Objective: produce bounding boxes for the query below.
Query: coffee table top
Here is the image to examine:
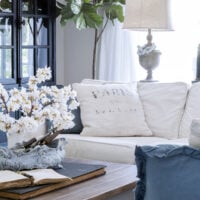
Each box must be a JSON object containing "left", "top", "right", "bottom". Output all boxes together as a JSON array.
[{"left": 33, "top": 158, "right": 138, "bottom": 200}]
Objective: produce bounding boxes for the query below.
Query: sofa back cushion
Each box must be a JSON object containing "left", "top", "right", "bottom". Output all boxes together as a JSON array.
[
  {"left": 138, "top": 82, "right": 188, "bottom": 139},
  {"left": 73, "top": 83, "right": 152, "bottom": 137},
  {"left": 179, "top": 82, "right": 200, "bottom": 138}
]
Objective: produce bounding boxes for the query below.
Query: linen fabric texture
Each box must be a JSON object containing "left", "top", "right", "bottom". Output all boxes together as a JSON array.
[
  {"left": 64, "top": 134, "right": 188, "bottom": 164},
  {"left": 81, "top": 79, "right": 127, "bottom": 84},
  {"left": 179, "top": 82, "right": 200, "bottom": 138},
  {"left": 188, "top": 118, "right": 200, "bottom": 148},
  {"left": 137, "top": 82, "right": 188, "bottom": 139},
  {"left": 73, "top": 83, "right": 152, "bottom": 137},
  {"left": 135, "top": 145, "right": 200, "bottom": 200}
]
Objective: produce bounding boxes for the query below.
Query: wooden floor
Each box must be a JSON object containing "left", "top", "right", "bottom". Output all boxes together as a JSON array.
[{"left": 32, "top": 158, "right": 138, "bottom": 200}]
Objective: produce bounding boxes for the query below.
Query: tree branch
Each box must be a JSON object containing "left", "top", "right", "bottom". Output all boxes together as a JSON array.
[
  {"left": 0, "top": 94, "right": 9, "bottom": 114},
  {"left": 96, "top": 18, "right": 109, "bottom": 43},
  {"left": 92, "top": 29, "right": 98, "bottom": 79},
  {"left": 92, "top": 18, "right": 109, "bottom": 79}
]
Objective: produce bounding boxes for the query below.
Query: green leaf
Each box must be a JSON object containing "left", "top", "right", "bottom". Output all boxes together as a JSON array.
[
  {"left": 60, "top": 16, "right": 68, "bottom": 26},
  {"left": 57, "top": 0, "right": 124, "bottom": 28},
  {"left": 105, "top": 4, "right": 124, "bottom": 22},
  {"left": 112, "top": 0, "right": 125, "bottom": 4},
  {"left": 120, "top": 0, "right": 125, "bottom": 5},
  {"left": 0, "top": 0, "right": 11, "bottom": 10},
  {"left": 83, "top": 0, "right": 91, "bottom": 3},
  {"left": 59, "top": 3, "right": 75, "bottom": 25},
  {"left": 75, "top": 13, "right": 87, "bottom": 29},
  {"left": 95, "top": 0, "right": 103, "bottom": 7},
  {"left": 84, "top": 12, "right": 103, "bottom": 28},
  {"left": 56, "top": 1, "right": 65, "bottom": 9},
  {"left": 61, "top": 4, "right": 75, "bottom": 18},
  {"left": 82, "top": 4, "right": 103, "bottom": 28},
  {"left": 56, "top": 6, "right": 61, "bottom": 18},
  {"left": 71, "top": 0, "right": 82, "bottom": 14}
]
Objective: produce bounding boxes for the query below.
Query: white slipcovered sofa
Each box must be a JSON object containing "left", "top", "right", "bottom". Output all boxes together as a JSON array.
[{"left": 60, "top": 80, "right": 200, "bottom": 164}]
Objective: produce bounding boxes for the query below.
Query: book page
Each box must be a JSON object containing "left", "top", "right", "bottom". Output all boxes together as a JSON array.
[
  {"left": 0, "top": 170, "right": 28, "bottom": 183},
  {"left": 21, "top": 169, "right": 72, "bottom": 185},
  {"left": 0, "top": 170, "right": 31, "bottom": 190}
]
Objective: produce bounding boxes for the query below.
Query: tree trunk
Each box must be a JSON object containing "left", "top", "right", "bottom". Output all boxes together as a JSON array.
[
  {"left": 92, "top": 29, "right": 98, "bottom": 79},
  {"left": 92, "top": 19, "right": 109, "bottom": 79}
]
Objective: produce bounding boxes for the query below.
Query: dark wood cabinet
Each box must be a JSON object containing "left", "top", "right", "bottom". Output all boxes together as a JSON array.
[{"left": 0, "top": 0, "right": 56, "bottom": 88}]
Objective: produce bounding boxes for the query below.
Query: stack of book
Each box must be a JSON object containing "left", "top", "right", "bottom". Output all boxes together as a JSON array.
[{"left": 0, "top": 161, "right": 106, "bottom": 200}]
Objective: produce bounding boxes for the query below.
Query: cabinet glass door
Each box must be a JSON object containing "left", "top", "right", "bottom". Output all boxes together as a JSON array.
[
  {"left": 0, "top": 0, "right": 16, "bottom": 85},
  {"left": 21, "top": 0, "right": 53, "bottom": 81},
  {"left": 0, "top": 0, "right": 55, "bottom": 87}
]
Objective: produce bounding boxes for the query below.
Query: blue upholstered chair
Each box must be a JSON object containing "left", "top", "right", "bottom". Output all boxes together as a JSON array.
[{"left": 135, "top": 145, "right": 200, "bottom": 200}]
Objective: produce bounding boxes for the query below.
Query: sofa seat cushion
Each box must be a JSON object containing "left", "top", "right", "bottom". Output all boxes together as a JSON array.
[{"left": 60, "top": 134, "right": 188, "bottom": 164}]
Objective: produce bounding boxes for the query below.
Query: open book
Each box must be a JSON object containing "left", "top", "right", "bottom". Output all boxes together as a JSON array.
[
  {"left": 0, "top": 168, "right": 71, "bottom": 190},
  {"left": 0, "top": 171, "right": 31, "bottom": 190},
  {"left": 0, "top": 161, "right": 106, "bottom": 200}
]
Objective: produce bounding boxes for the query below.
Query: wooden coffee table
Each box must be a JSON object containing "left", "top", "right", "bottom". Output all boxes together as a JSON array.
[{"left": 33, "top": 158, "right": 138, "bottom": 200}]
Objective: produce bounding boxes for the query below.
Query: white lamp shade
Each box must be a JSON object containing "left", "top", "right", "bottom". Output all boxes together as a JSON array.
[{"left": 123, "top": 0, "right": 173, "bottom": 31}]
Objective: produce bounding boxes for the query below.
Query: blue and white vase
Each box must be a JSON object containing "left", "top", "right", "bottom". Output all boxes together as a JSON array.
[{"left": 7, "top": 122, "right": 47, "bottom": 148}]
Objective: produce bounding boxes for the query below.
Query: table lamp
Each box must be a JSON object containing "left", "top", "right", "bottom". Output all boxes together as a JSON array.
[{"left": 123, "top": 0, "right": 173, "bottom": 81}]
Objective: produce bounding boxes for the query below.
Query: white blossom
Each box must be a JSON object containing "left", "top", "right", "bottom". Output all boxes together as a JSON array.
[
  {"left": 53, "top": 111, "right": 75, "bottom": 131},
  {"left": 36, "top": 66, "right": 52, "bottom": 83},
  {"left": 0, "top": 83, "right": 9, "bottom": 103},
  {"left": 28, "top": 76, "right": 38, "bottom": 90},
  {"left": 7, "top": 117, "right": 38, "bottom": 135},
  {"left": 0, "top": 67, "right": 78, "bottom": 137},
  {"left": 0, "top": 113, "right": 15, "bottom": 132},
  {"left": 69, "top": 99, "right": 79, "bottom": 110},
  {"left": 7, "top": 96, "right": 21, "bottom": 112}
]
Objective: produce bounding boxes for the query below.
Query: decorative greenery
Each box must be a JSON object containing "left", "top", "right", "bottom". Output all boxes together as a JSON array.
[
  {"left": 0, "top": 0, "right": 11, "bottom": 12},
  {"left": 56, "top": 0, "right": 125, "bottom": 78}
]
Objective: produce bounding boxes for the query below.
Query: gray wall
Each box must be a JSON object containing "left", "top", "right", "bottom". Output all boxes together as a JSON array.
[{"left": 56, "top": 19, "right": 94, "bottom": 85}]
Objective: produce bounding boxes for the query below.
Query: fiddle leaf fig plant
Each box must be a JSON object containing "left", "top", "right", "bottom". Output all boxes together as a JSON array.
[{"left": 57, "top": 0, "right": 125, "bottom": 78}]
